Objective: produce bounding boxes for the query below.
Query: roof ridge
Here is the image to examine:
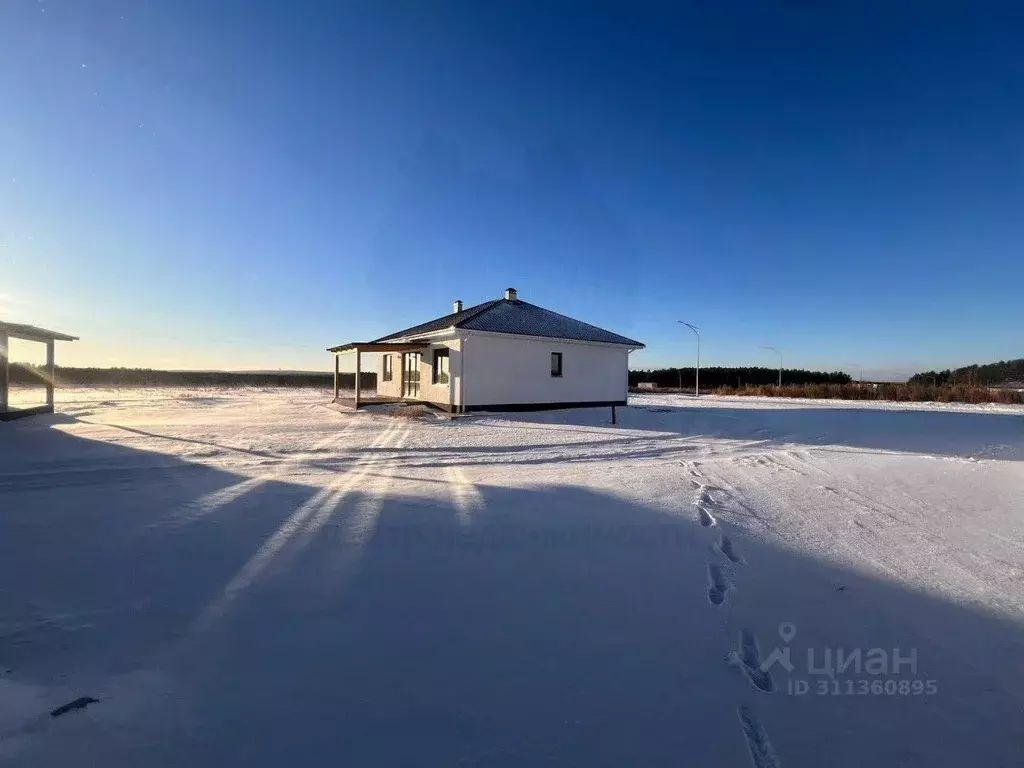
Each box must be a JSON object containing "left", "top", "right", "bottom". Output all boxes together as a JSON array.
[
  {"left": 507, "top": 300, "right": 642, "bottom": 344},
  {"left": 457, "top": 298, "right": 643, "bottom": 347},
  {"left": 362, "top": 295, "right": 643, "bottom": 348},
  {"left": 451, "top": 298, "right": 506, "bottom": 329},
  {"left": 515, "top": 299, "right": 609, "bottom": 331},
  {"left": 369, "top": 298, "right": 501, "bottom": 343}
]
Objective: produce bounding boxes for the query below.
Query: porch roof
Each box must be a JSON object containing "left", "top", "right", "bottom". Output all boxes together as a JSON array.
[
  {"left": 327, "top": 341, "right": 429, "bottom": 354},
  {"left": 0, "top": 321, "right": 79, "bottom": 343}
]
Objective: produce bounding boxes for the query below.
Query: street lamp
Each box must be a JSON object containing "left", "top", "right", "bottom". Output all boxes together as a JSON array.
[
  {"left": 761, "top": 346, "right": 782, "bottom": 387},
  {"left": 678, "top": 321, "right": 700, "bottom": 397}
]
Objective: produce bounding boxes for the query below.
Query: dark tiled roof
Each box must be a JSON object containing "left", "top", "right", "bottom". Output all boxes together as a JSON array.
[
  {"left": 371, "top": 300, "right": 502, "bottom": 342},
  {"left": 371, "top": 299, "right": 644, "bottom": 347}
]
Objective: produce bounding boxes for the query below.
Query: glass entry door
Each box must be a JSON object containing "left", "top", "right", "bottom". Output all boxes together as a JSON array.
[{"left": 402, "top": 352, "right": 421, "bottom": 398}]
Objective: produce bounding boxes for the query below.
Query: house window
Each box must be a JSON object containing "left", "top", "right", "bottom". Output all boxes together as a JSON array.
[
  {"left": 382, "top": 354, "right": 393, "bottom": 382},
  {"left": 433, "top": 349, "right": 450, "bottom": 385},
  {"left": 551, "top": 352, "right": 563, "bottom": 377}
]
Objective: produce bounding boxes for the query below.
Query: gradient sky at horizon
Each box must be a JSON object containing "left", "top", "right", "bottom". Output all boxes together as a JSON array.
[{"left": 2, "top": 1, "right": 1022, "bottom": 379}]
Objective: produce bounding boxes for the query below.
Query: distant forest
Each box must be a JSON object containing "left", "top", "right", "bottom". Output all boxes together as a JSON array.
[
  {"left": 8, "top": 364, "right": 375, "bottom": 390},
  {"left": 9, "top": 361, "right": 1020, "bottom": 393},
  {"left": 7, "top": 363, "right": 855, "bottom": 391},
  {"left": 630, "top": 366, "right": 851, "bottom": 389},
  {"left": 908, "top": 358, "right": 1024, "bottom": 387}
]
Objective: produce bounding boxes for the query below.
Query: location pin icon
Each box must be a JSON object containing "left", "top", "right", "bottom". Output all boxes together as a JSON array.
[{"left": 778, "top": 622, "right": 797, "bottom": 643}]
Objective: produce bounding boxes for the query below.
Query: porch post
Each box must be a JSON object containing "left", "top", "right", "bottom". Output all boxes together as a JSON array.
[
  {"left": 0, "top": 333, "right": 8, "bottom": 416},
  {"left": 45, "top": 339, "right": 55, "bottom": 407},
  {"left": 354, "top": 349, "right": 361, "bottom": 409},
  {"left": 333, "top": 353, "right": 339, "bottom": 401}
]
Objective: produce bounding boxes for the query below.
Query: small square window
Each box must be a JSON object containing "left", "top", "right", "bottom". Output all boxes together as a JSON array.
[
  {"left": 382, "top": 355, "right": 393, "bottom": 382},
  {"left": 433, "top": 349, "right": 450, "bottom": 385},
  {"left": 550, "top": 352, "right": 563, "bottom": 377}
]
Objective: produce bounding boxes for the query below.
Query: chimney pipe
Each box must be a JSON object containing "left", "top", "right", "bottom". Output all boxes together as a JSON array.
[
  {"left": 504, "top": 287, "right": 517, "bottom": 301},
  {"left": 453, "top": 299, "right": 463, "bottom": 313}
]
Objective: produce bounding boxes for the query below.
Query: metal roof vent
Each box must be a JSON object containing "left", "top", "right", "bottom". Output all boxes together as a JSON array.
[{"left": 504, "top": 287, "right": 518, "bottom": 301}]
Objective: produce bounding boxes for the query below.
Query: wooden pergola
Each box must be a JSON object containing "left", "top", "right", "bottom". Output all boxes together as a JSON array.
[
  {"left": 326, "top": 341, "right": 427, "bottom": 409},
  {"left": 0, "top": 321, "right": 79, "bottom": 421}
]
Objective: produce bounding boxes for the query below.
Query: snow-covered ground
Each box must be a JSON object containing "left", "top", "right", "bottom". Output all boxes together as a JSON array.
[{"left": 2, "top": 388, "right": 1023, "bottom": 766}]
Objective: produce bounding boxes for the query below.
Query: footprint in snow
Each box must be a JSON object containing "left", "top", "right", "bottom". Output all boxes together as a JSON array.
[
  {"left": 729, "top": 629, "right": 774, "bottom": 693},
  {"left": 717, "top": 534, "right": 743, "bottom": 564},
  {"left": 707, "top": 564, "right": 732, "bottom": 606},
  {"left": 737, "top": 705, "right": 781, "bottom": 768}
]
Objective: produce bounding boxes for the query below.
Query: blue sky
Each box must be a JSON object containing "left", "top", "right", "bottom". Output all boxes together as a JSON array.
[{"left": 2, "top": 1, "right": 1021, "bottom": 378}]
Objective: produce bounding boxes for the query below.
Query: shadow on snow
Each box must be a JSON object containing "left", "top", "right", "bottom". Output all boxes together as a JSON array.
[
  {"left": 1, "top": 414, "right": 1023, "bottom": 766},
  {"left": 460, "top": 399, "right": 1024, "bottom": 461}
]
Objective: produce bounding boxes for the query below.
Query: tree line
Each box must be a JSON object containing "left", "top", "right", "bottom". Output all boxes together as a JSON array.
[
  {"left": 9, "top": 363, "right": 853, "bottom": 390},
  {"left": 629, "top": 366, "right": 851, "bottom": 389},
  {"left": 7, "top": 364, "right": 376, "bottom": 390},
  {"left": 908, "top": 358, "right": 1024, "bottom": 387}
]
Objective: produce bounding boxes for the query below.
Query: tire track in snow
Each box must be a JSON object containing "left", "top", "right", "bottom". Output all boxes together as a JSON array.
[
  {"left": 162, "top": 425, "right": 356, "bottom": 528},
  {"left": 754, "top": 450, "right": 997, "bottom": 598},
  {"left": 713, "top": 447, "right": 901, "bottom": 578},
  {"left": 772, "top": 452, "right": 1017, "bottom": 602},
  {"left": 289, "top": 422, "right": 410, "bottom": 557},
  {"left": 772, "top": 448, "right": 919, "bottom": 530},
  {"left": 446, "top": 465, "right": 484, "bottom": 527},
  {"left": 315, "top": 423, "right": 413, "bottom": 585},
  {"left": 189, "top": 421, "right": 403, "bottom": 635}
]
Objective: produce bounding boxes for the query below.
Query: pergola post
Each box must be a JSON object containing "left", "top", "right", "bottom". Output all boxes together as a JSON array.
[
  {"left": 0, "top": 332, "right": 8, "bottom": 416},
  {"left": 354, "top": 349, "right": 361, "bottom": 409},
  {"left": 333, "top": 353, "right": 340, "bottom": 401},
  {"left": 0, "top": 323, "right": 77, "bottom": 421},
  {"left": 45, "top": 339, "right": 55, "bottom": 407}
]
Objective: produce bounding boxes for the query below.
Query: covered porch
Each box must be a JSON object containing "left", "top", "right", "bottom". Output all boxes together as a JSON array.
[
  {"left": 1, "top": 321, "right": 79, "bottom": 422},
  {"left": 327, "top": 341, "right": 429, "bottom": 410}
]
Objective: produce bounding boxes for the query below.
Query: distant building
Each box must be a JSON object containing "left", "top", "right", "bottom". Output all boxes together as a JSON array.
[
  {"left": 637, "top": 382, "right": 657, "bottom": 390},
  {"left": 328, "top": 288, "right": 644, "bottom": 412}
]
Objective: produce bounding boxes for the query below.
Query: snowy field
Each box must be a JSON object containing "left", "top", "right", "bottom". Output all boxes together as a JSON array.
[{"left": 2, "top": 388, "right": 1023, "bottom": 766}]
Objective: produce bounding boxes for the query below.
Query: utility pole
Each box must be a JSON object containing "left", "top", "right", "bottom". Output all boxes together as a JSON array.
[
  {"left": 761, "top": 346, "right": 783, "bottom": 387},
  {"left": 678, "top": 321, "right": 700, "bottom": 397}
]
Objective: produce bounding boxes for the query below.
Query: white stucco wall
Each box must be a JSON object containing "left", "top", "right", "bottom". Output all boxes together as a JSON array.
[
  {"left": 376, "top": 352, "right": 402, "bottom": 398},
  {"left": 375, "top": 336, "right": 461, "bottom": 409},
  {"left": 461, "top": 333, "right": 631, "bottom": 407},
  {"left": 418, "top": 338, "right": 461, "bottom": 409}
]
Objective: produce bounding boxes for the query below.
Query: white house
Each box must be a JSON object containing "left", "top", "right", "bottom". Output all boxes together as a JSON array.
[{"left": 328, "top": 288, "right": 644, "bottom": 413}]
